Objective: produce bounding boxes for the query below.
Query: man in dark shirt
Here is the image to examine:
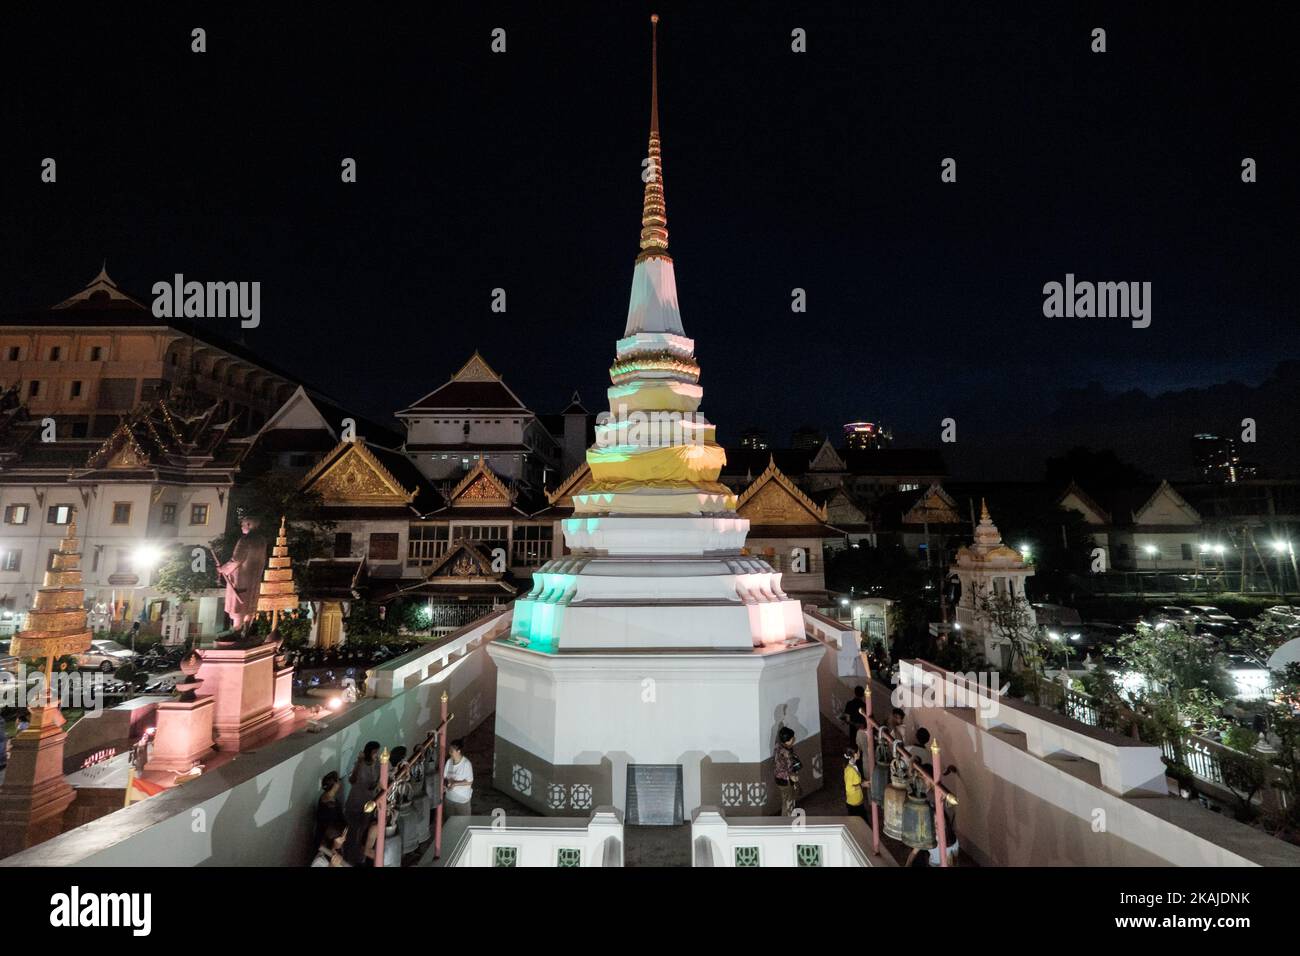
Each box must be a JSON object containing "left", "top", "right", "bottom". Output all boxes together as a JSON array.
[{"left": 842, "top": 685, "right": 867, "bottom": 741}]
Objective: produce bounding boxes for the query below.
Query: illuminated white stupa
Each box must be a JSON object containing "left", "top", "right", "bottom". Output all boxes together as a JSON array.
[{"left": 487, "top": 16, "right": 823, "bottom": 820}]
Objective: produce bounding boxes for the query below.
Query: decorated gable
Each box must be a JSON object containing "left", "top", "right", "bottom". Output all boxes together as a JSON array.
[
  {"left": 449, "top": 460, "right": 514, "bottom": 508},
  {"left": 736, "top": 458, "right": 828, "bottom": 525},
  {"left": 1134, "top": 480, "right": 1201, "bottom": 526},
  {"left": 301, "top": 441, "right": 415, "bottom": 506},
  {"left": 902, "top": 484, "right": 961, "bottom": 525}
]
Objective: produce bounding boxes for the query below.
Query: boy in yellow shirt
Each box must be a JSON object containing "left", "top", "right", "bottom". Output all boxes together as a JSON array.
[{"left": 843, "top": 745, "right": 867, "bottom": 821}]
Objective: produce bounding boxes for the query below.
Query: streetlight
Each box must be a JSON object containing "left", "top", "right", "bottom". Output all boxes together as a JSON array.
[
  {"left": 131, "top": 544, "right": 163, "bottom": 652},
  {"left": 1272, "top": 540, "right": 1296, "bottom": 595},
  {"left": 1020, "top": 543, "right": 1032, "bottom": 561}
]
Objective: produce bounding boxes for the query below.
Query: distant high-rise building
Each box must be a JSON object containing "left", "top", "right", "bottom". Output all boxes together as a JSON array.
[
  {"left": 843, "top": 421, "right": 893, "bottom": 450},
  {"left": 1191, "top": 433, "right": 1257, "bottom": 483},
  {"left": 791, "top": 425, "right": 824, "bottom": 450},
  {"left": 739, "top": 426, "right": 769, "bottom": 450}
]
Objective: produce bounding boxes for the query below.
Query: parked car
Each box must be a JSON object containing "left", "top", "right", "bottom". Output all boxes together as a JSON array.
[
  {"left": 77, "top": 639, "right": 137, "bottom": 673},
  {"left": 1031, "top": 603, "right": 1082, "bottom": 627},
  {"left": 1074, "top": 622, "right": 1125, "bottom": 647},
  {"left": 1153, "top": 605, "right": 1196, "bottom": 622},
  {"left": 1264, "top": 606, "right": 1300, "bottom": 626},
  {"left": 1187, "top": 605, "right": 1235, "bottom": 624}
]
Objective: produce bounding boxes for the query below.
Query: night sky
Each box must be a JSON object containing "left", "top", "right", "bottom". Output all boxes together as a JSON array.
[{"left": 2, "top": 2, "right": 1296, "bottom": 479}]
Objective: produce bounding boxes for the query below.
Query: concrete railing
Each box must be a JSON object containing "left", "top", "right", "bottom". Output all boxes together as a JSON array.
[
  {"left": 881, "top": 662, "right": 1300, "bottom": 866},
  {"left": 435, "top": 808, "right": 623, "bottom": 868},
  {"left": 898, "top": 659, "right": 1167, "bottom": 796},
  {"left": 690, "top": 806, "right": 889, "bottom": 867},
  {"left": 368, "top": 605, "right": 512, "bottom": 699}
]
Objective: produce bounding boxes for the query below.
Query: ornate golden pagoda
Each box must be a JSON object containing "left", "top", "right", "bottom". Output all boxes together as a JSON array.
[
  {"left": 10, "top": 518, "right": 93, "bottom": 714},
  {"left": 256, "top": 516, "right": 298, "bottom": 630},
  {"left": 0, "top": 518, "right": 91, "bottom": 856}
]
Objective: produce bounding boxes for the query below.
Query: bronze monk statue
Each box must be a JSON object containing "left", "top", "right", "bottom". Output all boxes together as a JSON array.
[{"left": 218, "top": 514, "right": 268, "bottom": 635}]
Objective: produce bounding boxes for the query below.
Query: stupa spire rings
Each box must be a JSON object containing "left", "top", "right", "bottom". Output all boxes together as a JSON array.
[{"left": 639, "top": 14, "right": 669, "bottom": 259}]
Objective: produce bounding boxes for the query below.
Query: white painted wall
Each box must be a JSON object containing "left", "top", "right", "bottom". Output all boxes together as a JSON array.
[{"left": 489, "top": 642, "right": 823, "bottom": 813}]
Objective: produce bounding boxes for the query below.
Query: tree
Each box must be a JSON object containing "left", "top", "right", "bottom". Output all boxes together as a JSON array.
[
  {"left": 154, "top": 542, "right": 219, "bottom": 605},
  {"left": 976, "top": 590, "right": 1055, "bottom": 703},
  {"left": 343, "top": 601, "right": 399, "bottom": 645},
  {"left": 1115, "top": 622, "right": 1233, "bottom": 728},
  {"left": 211, "top": 472, "right": 335, "bottom": 594}
]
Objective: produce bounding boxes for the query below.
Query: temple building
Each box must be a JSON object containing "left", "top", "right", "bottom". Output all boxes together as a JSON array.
[
  {"left": 951, "top": 501, "right": 1036, "bottom": 669},
  {"left": 0, "top": 392, "right": 250, "bottom": 636},
  {"left": 487, "top": 17, "right": 824, "bottom": 819},
  {"left": 0, "top": 266, "right": 302, "bottom": 438},
  {"left": 397, "top": 353, "right": 565, "bottom": 490}
]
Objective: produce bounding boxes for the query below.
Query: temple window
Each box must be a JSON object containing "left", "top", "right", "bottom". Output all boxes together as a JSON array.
[
  {"left": 511, "top": 525, "right": 554, "bottom": 566},
  {"left": 334, "top": 532, "right": 353, "bottom": 558},
  {"left": 190, "top": 504, "right": 209, "bottom": 525},
  {"left": 111, "top": 502, "right": 132, "bottom": 525},
  {"left": 407, "top": 525, "right": 449, "bottom": 567},
  {"left": 368, "top": 533, "right": 399, "bottom": 560}
]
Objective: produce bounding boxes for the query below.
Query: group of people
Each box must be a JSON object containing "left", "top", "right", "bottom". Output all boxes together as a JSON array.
[
  {"left": 771, "top": 686, "right": 960, "bottom": 867},
  {"left": 310, "top": 736, "right": 476, "bottom": 867}
]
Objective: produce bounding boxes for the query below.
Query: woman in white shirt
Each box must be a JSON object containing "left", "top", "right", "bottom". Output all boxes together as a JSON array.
[{"left": 442, "top": 739, "right": 474, "bottom": 816}]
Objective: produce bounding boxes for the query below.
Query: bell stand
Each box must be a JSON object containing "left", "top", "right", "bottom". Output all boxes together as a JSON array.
[
  {"left": 368, "top": 690, "right": 454, "bottom": 867},
  {"left": 857, "top": 649, "right": 958, "bottom": 866}
]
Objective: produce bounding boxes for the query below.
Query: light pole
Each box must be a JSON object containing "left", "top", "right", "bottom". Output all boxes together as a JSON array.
[
  {"left": 131, "top": 543, "right": 162, "bottom": 652},
  {"left": 1273, "top": 540, "right": 1296, "bottom": 596}
]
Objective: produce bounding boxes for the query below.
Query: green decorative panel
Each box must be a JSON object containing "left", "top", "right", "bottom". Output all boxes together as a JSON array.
[
  {"left": 796, "top": 844, "right": 822, "bottom": 868},
  {"left": 492, "top": 846, "right": 519, "bottom": 868},
  {"left": 734, "top": 846, "right": 760, "bottom": 867},
  {"left": 556, "top": 847, "right": 582, "bottom": 868}
]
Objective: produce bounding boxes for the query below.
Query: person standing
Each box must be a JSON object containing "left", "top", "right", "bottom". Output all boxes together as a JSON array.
[
  {"left": 343, "top": 741, "right": 382, "bottom": 865},
  {"left": 843, "top": 745, "right": 867, "bottom": 821},
  {"left": 773, "top": 727, "right": 800, "bottom": 817},
  {"left": 442, "top": 739, "right": 474, "bottom": 816},
  {"left": 315, "top": 771, "right": 346, "bottom": 851},
  {"left": 841, "top": 686, "right": 867, "bottom": 742}
]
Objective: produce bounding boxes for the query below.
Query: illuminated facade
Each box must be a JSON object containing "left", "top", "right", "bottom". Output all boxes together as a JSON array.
[{"left": 486, "top": 17, "right": 824, "bottom": 819}]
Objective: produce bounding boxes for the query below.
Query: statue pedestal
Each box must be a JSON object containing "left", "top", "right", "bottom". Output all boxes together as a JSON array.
[
  {"left": 273, "top": 662, "right": 294, "bottom": 713},
  {"left": 145, "top": 697, "right": 216, "bottom": 774},
  {"left": 196, "top": 643, "right": 282, "bottom": 751},
  {"left": 0, "top": 708, "right": 77, "bottom": 858}
]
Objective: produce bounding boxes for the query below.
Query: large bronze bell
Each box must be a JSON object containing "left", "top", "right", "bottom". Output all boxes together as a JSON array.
[
  {"left": 881, "top": 749, "right": 910, "bottom": 840},
  {"left": 870, "top": 731, "right": 891, "bottom": 805},
  {"left": 901, "top": 775, "right": 937, "bottom": 850}
]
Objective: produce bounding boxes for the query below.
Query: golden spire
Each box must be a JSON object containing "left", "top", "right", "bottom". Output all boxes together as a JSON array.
[
  {"left": 638, "top": 14, "right": 669, "bottom": 259},
  {"left": 257, "top": 515, "right": 299, "bottom": 631}
]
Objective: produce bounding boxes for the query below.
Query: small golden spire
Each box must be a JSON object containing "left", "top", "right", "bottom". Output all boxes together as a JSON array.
[{"left": 638, "top": 14, "right": 669, "bottom": 258}]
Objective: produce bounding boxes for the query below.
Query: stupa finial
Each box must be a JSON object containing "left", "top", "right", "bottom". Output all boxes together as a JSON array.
[{"left": 638, "top": 14, "right": 669, "bottom": 257}]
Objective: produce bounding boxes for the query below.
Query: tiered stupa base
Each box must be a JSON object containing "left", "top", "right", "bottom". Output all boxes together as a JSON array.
[
  {"left": 0, "top": 710, "right": 78, "bottom": 857},
  {"left": 487, "top": 640, "right": 824, "bottom": 817}
]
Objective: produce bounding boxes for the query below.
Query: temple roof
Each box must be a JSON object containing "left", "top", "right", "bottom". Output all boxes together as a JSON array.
[
  {"left": 397, "top": 352, "right": 528, "bottom": 414},
  {"left": 51, "top": 263, "right": 146, "bottom": 311}
]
